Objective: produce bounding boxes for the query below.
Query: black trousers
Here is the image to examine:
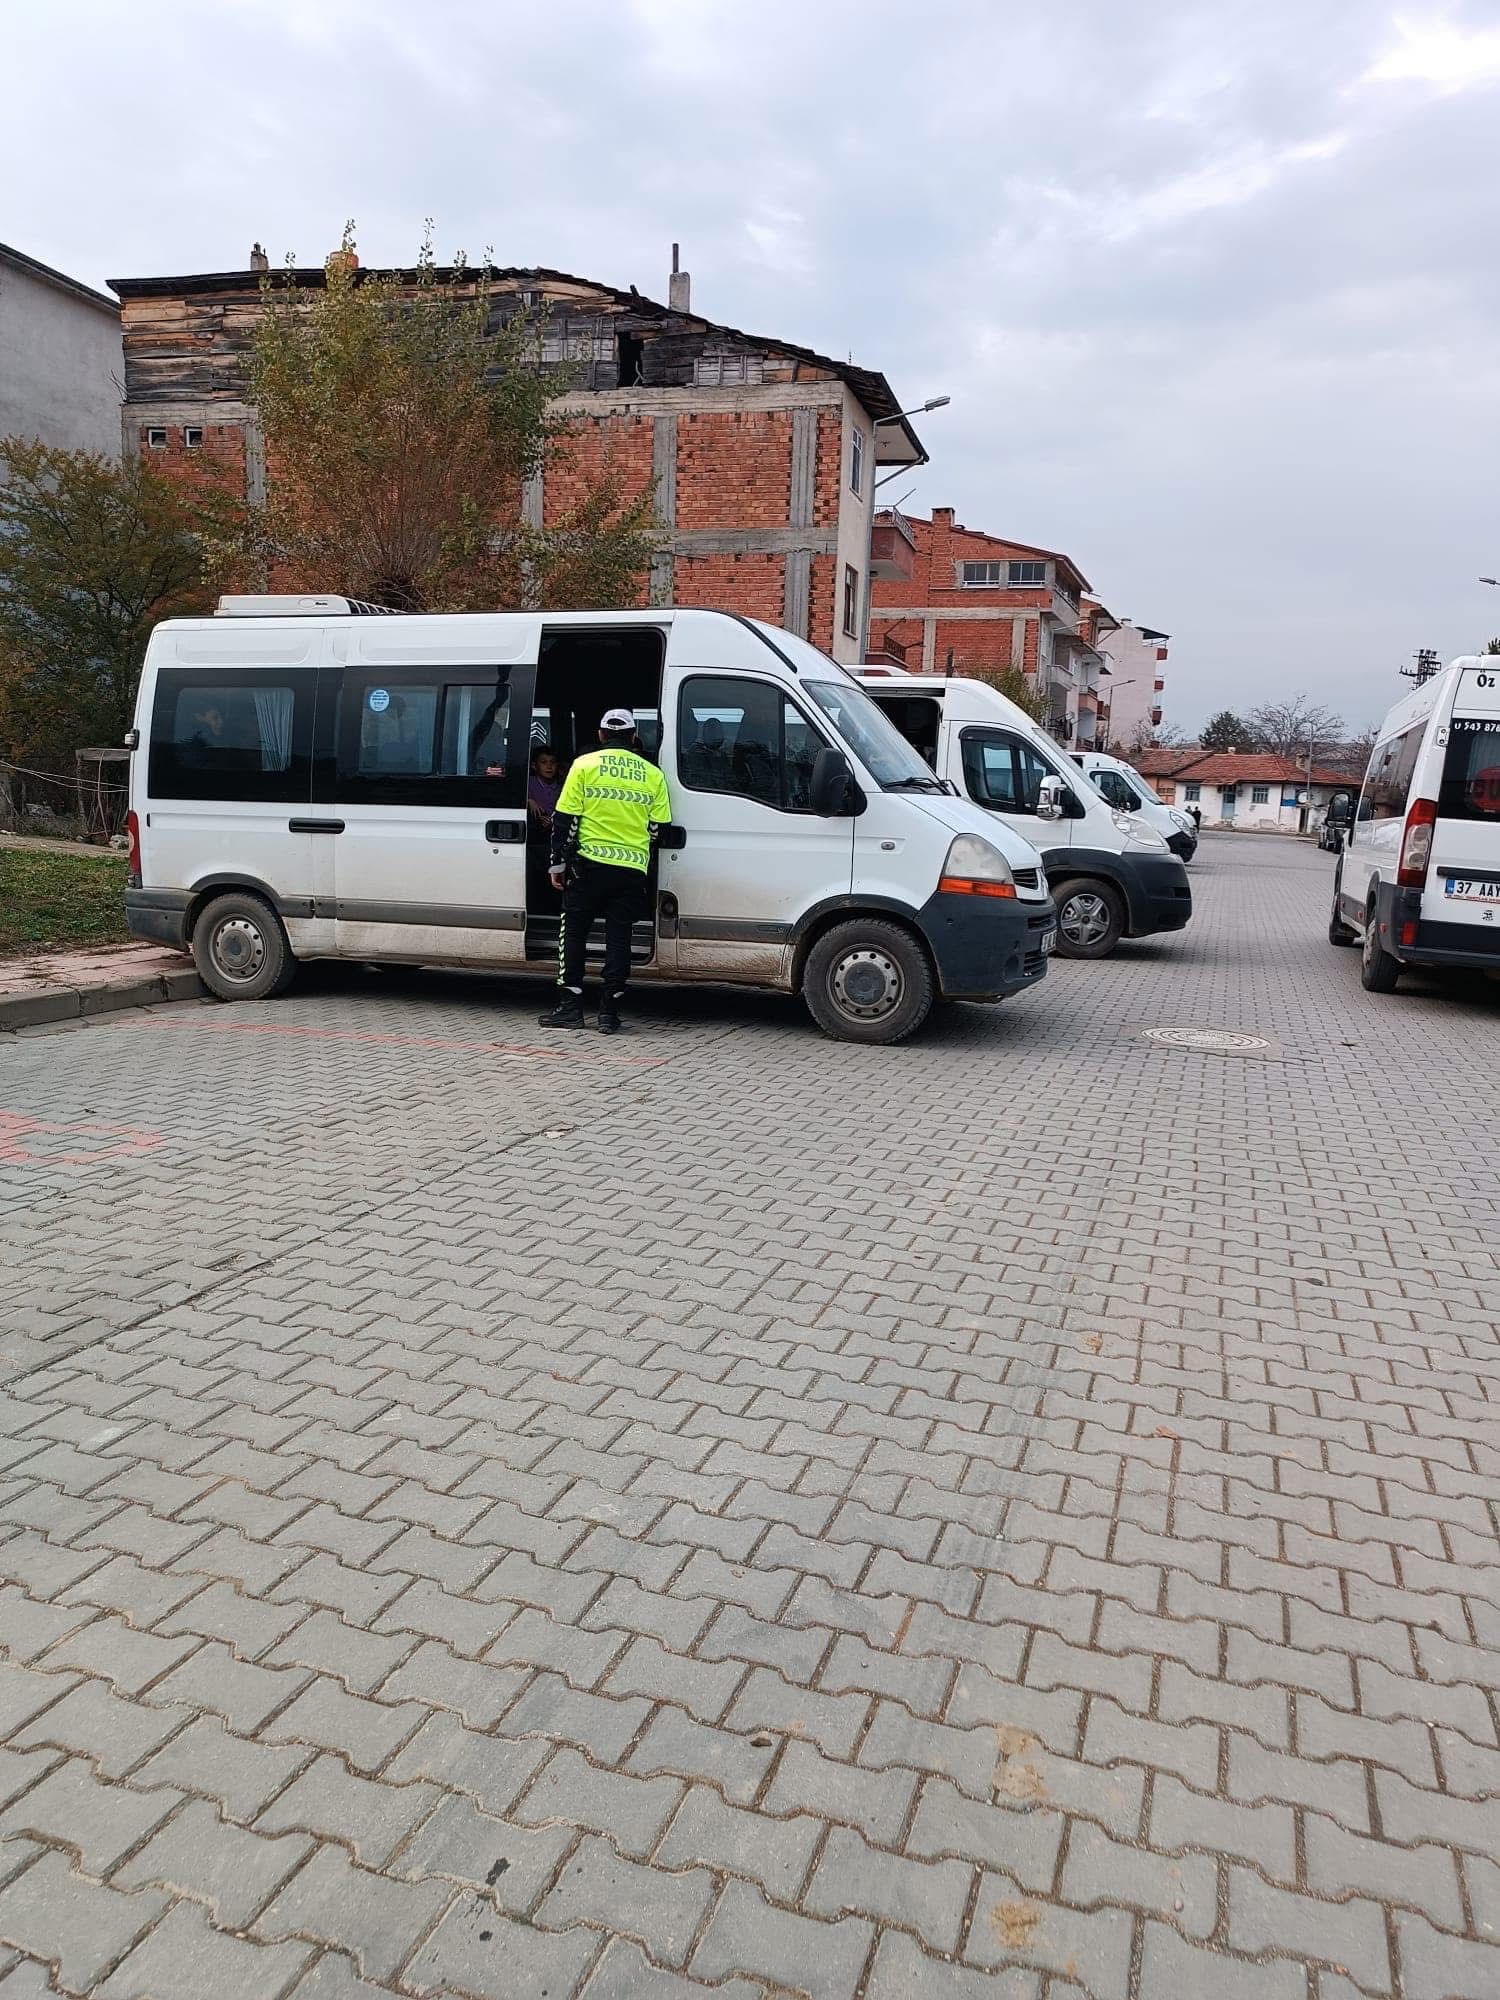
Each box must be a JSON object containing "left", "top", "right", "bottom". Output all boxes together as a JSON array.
[{"left": 558, "top": 857, "right": 643, "bottom": 995}]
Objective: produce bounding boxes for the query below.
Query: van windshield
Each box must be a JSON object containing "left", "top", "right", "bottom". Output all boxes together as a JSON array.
[
  {"left": 805, "top": 681, "right": 943, "bottom": 791},
  {"left": 1440, "top": 717, "right": 1500, "bottom": 822}
]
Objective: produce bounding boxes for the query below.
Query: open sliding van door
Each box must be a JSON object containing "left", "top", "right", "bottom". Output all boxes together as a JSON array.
[{"left": 323, "top": 616, "right": 539, "bottom": 964}]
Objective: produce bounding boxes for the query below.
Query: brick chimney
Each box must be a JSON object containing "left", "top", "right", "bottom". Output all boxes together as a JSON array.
[
  {"left": 249, "top": 243, "right": 269, "bottom": 273},
  {"left": 932, "top": 507, "right": 955, "bottom": 529},
  {"left": 668, "top": 242, "right": 691, "bottom": 314}
]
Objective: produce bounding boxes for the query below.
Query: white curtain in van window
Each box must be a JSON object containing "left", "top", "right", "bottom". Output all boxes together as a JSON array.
[{"left": 254, "top": 688, "right": 294, "bottom": 771}]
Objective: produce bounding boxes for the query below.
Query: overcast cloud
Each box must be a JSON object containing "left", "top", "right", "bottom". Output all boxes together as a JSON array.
[{"left": 7, "top": 0, "right": 1500, "bottom": 730}]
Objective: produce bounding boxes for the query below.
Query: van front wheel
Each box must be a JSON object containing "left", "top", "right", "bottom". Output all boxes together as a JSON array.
[
  {"left": 1054, "top": 878, "right": 1124, "bottom": 958},
  {"left": 192, "top": 892, "right": 295, "bottom": 1002},
  {"left": 801, "top": 919, "right": 934, "bottom": 1045}
]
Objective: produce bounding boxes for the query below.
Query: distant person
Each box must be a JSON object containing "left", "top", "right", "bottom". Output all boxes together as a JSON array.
[
  {"left": 1188, "top": 803, "right": 1202, "bottom": 833},
  {"left": 538, "top": 709, "right": 671, "bottom": 1035},
  {"left": 528, "top": 745, "right": 563, "bottom": 831}
]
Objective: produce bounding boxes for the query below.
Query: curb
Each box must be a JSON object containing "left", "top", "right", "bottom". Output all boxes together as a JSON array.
[{"left": 0, "top": 964, "right": 205, "bottom": 1034}]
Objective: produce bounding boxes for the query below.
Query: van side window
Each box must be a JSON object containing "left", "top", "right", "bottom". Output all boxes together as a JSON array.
[
  {"left": 872, "top": 695, "right": 942, "bottom": 770},
  {"left": 338, "top": 672, "right": 521, "bottom": 806},
  {"left": 677, "top": 676, "right": 825, "bottom": 812},
  {"left": 961, "top": 730, "right": 1053, "bottom": 814},
  {"left": 149, "top": 670, "right": 313, "bottom": 802},
  {"left": 1356, "top": 723, "right": 1423, "bottom": 822}
]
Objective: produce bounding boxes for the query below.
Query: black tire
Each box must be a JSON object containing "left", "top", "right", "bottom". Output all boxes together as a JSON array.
[
  {"left": 1053, "top": 877, "right": 1125, "bottom": 959},
  {"left": 801, "top": 918, "right": 935, "bottom": 1045},
  {"left": 191, "top": 891, "right": 295, "bottom": 1002},
  {"left": 1360, "top": 894, "right": 1401, "bottom": 992},
  {"left": 1329, "top": 869, "right": 1357, "bottom": 946}
]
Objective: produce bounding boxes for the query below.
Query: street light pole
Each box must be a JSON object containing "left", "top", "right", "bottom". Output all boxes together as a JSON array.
[{"left": 861, "top": 395, "right": 950, "bottom": 667}]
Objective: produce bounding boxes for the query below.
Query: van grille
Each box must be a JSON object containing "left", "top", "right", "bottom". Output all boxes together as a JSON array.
[{"left": 1014, "top": 868, "right": 1040, "bottom": 890}]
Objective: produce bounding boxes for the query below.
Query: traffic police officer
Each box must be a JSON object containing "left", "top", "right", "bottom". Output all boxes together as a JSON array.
[{"left": 538, "top": 708, "right": 672, "bottom": 1034}]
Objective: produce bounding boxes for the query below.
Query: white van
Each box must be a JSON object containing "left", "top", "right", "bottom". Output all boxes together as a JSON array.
[
  {"left": 1331, "top": 655, "right": 1500, "bottom": 991},
  {"left": 1070, "top": 750, "right": 1197, "bottom": 863},
  {"left": 124, "top": 600, "right": 1057, "bottom": 1044},
  {"left": 857, "top": 671, "right": 1192, "bottom": 957}
]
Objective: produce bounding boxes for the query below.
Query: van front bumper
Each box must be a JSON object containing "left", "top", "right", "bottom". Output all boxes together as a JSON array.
[
  {"left": 125, "top": 889, "right": 190, "bottom": 950},
  {"left": 1124, "top": 855, "right": 1193, "bottom": 937},
  {"left": 917, "top": 891, "right": 1056, "bottom": 1001},
  {"left": 1167, "top": 830, "right": 1197, "bottom": 863}
]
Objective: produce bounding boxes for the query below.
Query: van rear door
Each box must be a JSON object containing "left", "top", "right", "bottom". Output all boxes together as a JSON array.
[
  {"left": 143, "top": 629, "right": 322, "bottom": 921},
  {"left": 326, "top": 620, "right": 538, "bottom": 965},
  {"left": 1427, "top": 666, "right": 1500, "bottom": 939}
]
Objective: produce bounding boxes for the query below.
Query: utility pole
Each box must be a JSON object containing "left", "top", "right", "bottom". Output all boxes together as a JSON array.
[{"left": 1303, "top": 720, "right": 1315, "bottom": 835}]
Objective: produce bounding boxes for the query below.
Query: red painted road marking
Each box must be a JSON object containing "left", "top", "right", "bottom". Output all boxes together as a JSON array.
[
  {"left": 0, "top": 1110, "right": 164, "bottom": 1166},
  {"left": 117, "top": 1018, "right": 666, "bottom": 1067}
]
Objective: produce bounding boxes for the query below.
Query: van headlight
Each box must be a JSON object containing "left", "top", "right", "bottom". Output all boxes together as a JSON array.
[{"left": 939, "top": 834, "right": 1016, "bottom": 898}]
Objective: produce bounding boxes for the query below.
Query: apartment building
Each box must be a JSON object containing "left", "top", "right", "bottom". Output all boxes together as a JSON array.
[{"left": 867, "top": 508, "right": 1101, "bottom": 741}]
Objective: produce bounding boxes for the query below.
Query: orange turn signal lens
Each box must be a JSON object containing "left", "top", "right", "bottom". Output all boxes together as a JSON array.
[{"left": 938, "top": 875, "right": 1017, "bottom": 898}]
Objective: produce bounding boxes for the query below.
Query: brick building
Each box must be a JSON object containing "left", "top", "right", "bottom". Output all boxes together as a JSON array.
[
  {"left": 867, "top": 508, "right": 1103, "bottom": 742},
  {"left": 107, "top": 250, "right": 926, "bottom": 660}
]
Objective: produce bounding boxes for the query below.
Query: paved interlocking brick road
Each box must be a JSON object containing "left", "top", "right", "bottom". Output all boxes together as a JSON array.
[{"left": 1, "top": 832, "right": 1497, "bottom": 1999}]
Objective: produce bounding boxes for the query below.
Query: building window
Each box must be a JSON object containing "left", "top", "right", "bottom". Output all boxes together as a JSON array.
[
  {"left": 1184, "top": 782, "right": 1200, "bottom": 801},
  {"left": 1158, "top": 783, "right": 1175, "bottom": 803},
  {"left": 145, "top": 428, "right": 166, "bottom": 449},
  {"left": 1009, "top": 560, "right": 1047, "bottom": 586},
  {"left": 183, "top": 426, "right": 203, "bottom": 449},
  {"left": 850, "top": 427, "right": 864, "bottom": 497},
  {"left": 961, "top": 562, "right": 1004, "bottom": 588},
  {"left": 842, "top": 563, "right": 859, "bottom": 639},
  {"left": 1251, "top": 783, "right": 1270, "bottom": 804}
]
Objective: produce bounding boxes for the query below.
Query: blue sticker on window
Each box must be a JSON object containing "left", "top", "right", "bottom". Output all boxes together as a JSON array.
[{"left": 368, "top": 688, "right": 390, "bottom": 714}]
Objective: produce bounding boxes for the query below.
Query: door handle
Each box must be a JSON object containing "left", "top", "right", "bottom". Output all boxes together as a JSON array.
[
  {"left": 289, "top": 818, "right": 344, "bottom": 834},
  {"left": 485, "top": 820, "right": 526, "bottom": 843}
]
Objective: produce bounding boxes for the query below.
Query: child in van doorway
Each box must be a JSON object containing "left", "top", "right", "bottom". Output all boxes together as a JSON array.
[{"left": 528, "top": 745, "right": 563, "bottom": 829}]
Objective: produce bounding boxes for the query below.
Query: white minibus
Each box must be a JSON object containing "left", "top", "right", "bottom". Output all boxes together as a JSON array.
[
  {"left": 1070, "top": 750, "right": 1197, "bottom": 862},
  {"left": 125, "top": 601, "right": 1057, "bottom": 1044},
  {"left": 1331, "top": 656, "right": 1500, "bottom": 992},
  {"left": 857, "top": 671, "right": 1192, "bottom": 957}
]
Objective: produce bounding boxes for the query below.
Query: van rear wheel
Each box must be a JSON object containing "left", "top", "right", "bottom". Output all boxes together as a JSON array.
[
  {"left": 1360, "top": 896, "right": 1401, "bottom": 993},
  {"left": 1054, "top": 878, "right": 1124, "bottom": 959},
  {"left": 801, "top": 919, "right": 934, "bottom": 1045},
  {"left": 192, "top": 892, "right": 295, "bottom": 1002},
  {"left": 1329, "top": 874, "right": 1357, "bottom": 947}
]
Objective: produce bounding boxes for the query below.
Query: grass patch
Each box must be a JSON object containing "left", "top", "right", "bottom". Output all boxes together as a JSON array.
[{"left": 0, "top": 847, "right": 129, "bottom": 957}]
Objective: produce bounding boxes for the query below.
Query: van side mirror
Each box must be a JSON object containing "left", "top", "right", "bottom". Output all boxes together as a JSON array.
[
  {"left": 1326, "top": 790, "right": 1353, "bottom": 825},
  {"left": 1036, "top": 775, "right": 1065, "bottom": 820},
  {"left": 809, "top": 746, "right": 857, "bottom": 816}
]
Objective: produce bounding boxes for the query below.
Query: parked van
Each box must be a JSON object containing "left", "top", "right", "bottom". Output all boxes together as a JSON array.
[
  {"left": 125, "top": 601, "right": 1057, "bottom": 1044},
  {"left": 1069, "top": 750, "right": 1197, "bottom": 862},
  {"left": 1330, "top": 656, "right": 1500, "bottom": 991},
  {"left": 857, "top": 671, "right": 1192, "bottom": 957}
]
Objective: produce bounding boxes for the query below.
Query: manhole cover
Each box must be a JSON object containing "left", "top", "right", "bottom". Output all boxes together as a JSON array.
[{"left": 1142, "top": 1026, "right": 1273, "bottom": 1053}]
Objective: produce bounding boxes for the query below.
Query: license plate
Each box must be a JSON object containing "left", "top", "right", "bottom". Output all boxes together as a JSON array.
[
  {"left": 1041, "top": 928, "right": 1057, "bottom": 953},
  {"left": 1443, "top": 877, "right": 1500, "bottom": 903}
]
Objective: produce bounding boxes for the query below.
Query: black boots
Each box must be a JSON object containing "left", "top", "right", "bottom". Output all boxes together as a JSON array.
[
  {"left": 538, "top": 990, "right": 585, "bottom": 1030},
  {"left": 597, "top": 994, "right": 624, "bottom": 1036}
]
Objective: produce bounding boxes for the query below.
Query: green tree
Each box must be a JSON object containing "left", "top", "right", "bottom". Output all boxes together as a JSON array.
[
  {"left": 1200, "top": 708, "right": 1253, "bottom": 752},
  {"left": 247, "top": 225, "right": 659, "bottom": 612},
  {"left": 0, "top": 438, "right": 228, "bottom": 772},
  {"left": 959, "top": 661, "right": 1049, "bottom": 722}
]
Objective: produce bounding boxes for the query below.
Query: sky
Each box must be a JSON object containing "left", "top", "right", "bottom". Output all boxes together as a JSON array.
[{"left": 6, "top": 0, "right": 1500, "bottom": 732}]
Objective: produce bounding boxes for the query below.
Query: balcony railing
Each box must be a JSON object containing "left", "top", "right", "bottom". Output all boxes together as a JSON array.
[{"left": 869, "top": 506, "right": 917, "bottom": 584}]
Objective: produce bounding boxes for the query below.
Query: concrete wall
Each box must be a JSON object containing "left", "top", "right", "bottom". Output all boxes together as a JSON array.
[
  {"left": 1099, "top": 620, "right": 1168, "bottom": 749},
  {"left": 0, "top": 258, "right": 122, "bottom": 459}
]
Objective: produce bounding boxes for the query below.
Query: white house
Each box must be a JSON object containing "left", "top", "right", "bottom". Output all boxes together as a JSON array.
[{"left": 1137, "top": 751, "right": 1349, "bottom": 833}]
